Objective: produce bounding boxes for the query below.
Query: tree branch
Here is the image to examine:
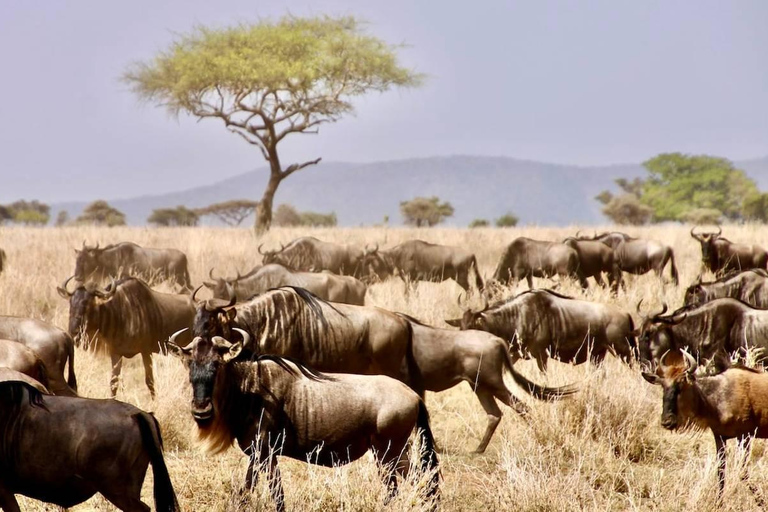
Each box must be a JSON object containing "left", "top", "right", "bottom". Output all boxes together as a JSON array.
[{"left": 281, "top": 157, "right": 322, "bottom": 178}]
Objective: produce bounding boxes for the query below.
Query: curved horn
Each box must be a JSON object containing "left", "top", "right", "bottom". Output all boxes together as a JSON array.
[
  {"left": 57, "top": 275, "right": 76, "bottom": 298},
  {"left": 659, "top": 349, "right": 672, "bottom": 369},
  {"left": 372, "top": 243, "right": 379, "bottom": 253},
  {"left": 715, "top": 225, "right": 722, "bottom": 236},
  {"left": 191, "top": 284, "right": 204, "bottom": 303},
  {"left": 457, "top": 293, "right": 465, "bottom": 308},
  {"left": 636, "top": 299, "right": 644, "bottom": 315},
  {"left": 208, "top": 268, "right": 218, "bottom": 281},
  {"left": 233, "top": 328, "right": 251, "bottom": 348},
  {"left": 211, "top": 335, "right": 233, "bottom": 350},
  {"left": 169, "top": 327, "right": 188, "bottom": 346},
  {"left": 205, "top": 282, "right": 237, "bottom": 311},
  {"left": 94, "top": 278, "right": 117, "bottom": 300},
  {"left": 258, "top": 243, "right": 266, "bottom": 256},
  {"left": 651, "top": 303, "right": 669, "bottom": 319},
  {"left": 279, "top": 243, "right": 285, "bottom": 252},
  {"left": 690, "top": 226, "right": 703, "bottom": 241},
  {"left": 225, "top": 282, "right": 236, "bottom": 306},
  {"left": 682, "top": 350, "right": 698, "bottom": 374},
  {"left": 576, "top": 230, "right": 582, "bottom": 238}
]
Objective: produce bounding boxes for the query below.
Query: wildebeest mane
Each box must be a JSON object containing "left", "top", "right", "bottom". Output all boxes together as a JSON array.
[
  {"left": 395, "top": 312, "right": 428, "bottom": 326},
  {"left": 255, "top": 354, "right": 335, "bottom": 382},
  {"left": 280, "top": 286, "right": 345, "bottom": 322},
  {"left": 514, "top": 288, "right": 576, "bottom": 301},
  {"left": 98, "top": 278, "right": 167, "bottom": 343}
]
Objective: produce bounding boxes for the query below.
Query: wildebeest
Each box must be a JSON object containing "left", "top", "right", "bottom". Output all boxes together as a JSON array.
[
  {"left": 691, "top": 226, "right": 768, "bottom": 276},
  {"left": 0, "top": 315, "right": 77, "bottom": 396},
  {"left": 0, "top": 368, "right": 179, "bottom": 512},
  {"left": 398, "top": 314, "right": 576, "bottom": 453},
  {"left": 361, "top": 240, "right": 484, "bottom": 291},
  {"left": 187, "top": 286, "right": 418, "bottom": 387},
  {"left": 563, "top": 235, "right": 622, "bottom": 290},
  {"left": 635, "top": 298, "right": 768, "bottom": 372},
  {"left": 586, "top": 231, "right": 679, "bottom": 285},
  {"left": 75, "top": 241, "right": 192, "bottom": 291},
  {"left": 0, "top": 339, "right": 49, "bottom": 388},
  {"left": 446, "top": 289, "right": 636, "bottom": 372},
  {"left": 58, "top": 276, "right": 194, "bottom": 398},
  {"left": 168, "top": 334, "right": 439, "bottom": 511},
  {"left": 492, "top": 237, "right": 581, "bottom": 289},
  {"left": 259, "top": 236, "right": 364, "bottom": 276},
  {"left": 0, "top": 248, "right": 5, "bottom": 274},
  {"left": 684, "top": 269, "right": 768, "bottom": 308},
  {"left": 204, "top": 264, "right": 367, "bottom": 305},
  {"left": 643, "top": 350, "right": 768, "bottom": 502}
]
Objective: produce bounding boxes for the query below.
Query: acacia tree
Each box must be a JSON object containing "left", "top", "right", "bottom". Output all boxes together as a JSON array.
[
  {"left": 197, "top": 199, "right": 258, "bottom": 226},
  {"left": 400, "top": 196, "right": 454, "bottom": 227},
  {"left": 124, "top": 16, "right": 422, "bottom": 234}
]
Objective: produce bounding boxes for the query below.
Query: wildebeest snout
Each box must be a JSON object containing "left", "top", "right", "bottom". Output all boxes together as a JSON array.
[
  {"left": 660, "top": 413, "right": 678, "bottom": 430},
  {"left": 192, "top": 400, "right": 214, "bottom": 423}
]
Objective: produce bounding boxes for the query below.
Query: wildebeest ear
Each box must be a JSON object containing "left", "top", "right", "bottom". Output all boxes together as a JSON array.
[
  {"left": 444, "top": 318, "right": 462, "bottom": 327},
  {"left": 225, "top": 308, "right": 237, "bottom": 322},
  {"left": 202, "top": 281, "right": 215, "bottom": 289},
  {"left": 222, "top": 342, "right": 242, "bottom": 362},
  {"left": 167, "top": 341, "right": 191, "bottom": 359},
  {"left": 641, "top": 372, "right": 659, "bottom": 385}
]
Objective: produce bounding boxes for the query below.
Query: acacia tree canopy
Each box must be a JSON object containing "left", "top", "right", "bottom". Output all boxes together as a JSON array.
[
  {"left": 123, "top": 16, "right": 422, "bottom": 234},
  {"left": 197, "top": 199, "right": 258, "bottom": 226},
  {"left": 400, "top": 196, "right": 454, "bottom": 227}
]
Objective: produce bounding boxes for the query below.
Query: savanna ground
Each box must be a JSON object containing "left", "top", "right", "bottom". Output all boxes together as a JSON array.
[{"left": 3, "top": 224, "right": 768, "bottom": 511}]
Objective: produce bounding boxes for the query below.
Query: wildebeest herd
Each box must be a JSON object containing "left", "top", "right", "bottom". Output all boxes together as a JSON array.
[{"left": 3, "top": 227, "right": 768, "bottom": 510}]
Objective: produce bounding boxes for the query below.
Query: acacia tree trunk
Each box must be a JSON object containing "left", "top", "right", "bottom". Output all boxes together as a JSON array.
[{"left": 255, "top": 172, "right": 282, "bottom": 235}]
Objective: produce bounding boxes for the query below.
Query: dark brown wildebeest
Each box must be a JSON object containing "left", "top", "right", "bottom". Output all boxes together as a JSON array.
[
  {"left": 0, "top": 368, "right": 179, "bottom": 512},
  {"left": 491, "top": 237, "right": 581, "bottom": 289},
  {"left": 635, "top": 298, "right": 768, "bottom": 372},
  {"left": 186, "top": 286, "right": 419, "bottom": 388},
  {"left": 587, "top": 231, "right": 679, "bottom": 285},
  {"left": 397, "top": 314, "right": 576, "bottom": 453},
  {"left": 643, "top": 350, "right": 768, "bottom": 503},
  {"left": 361, "top": 240, "right": 484, "bottom": 291},
  {"left": 204, "top": 264, "right": 367, "bottom": 305},
  {"left": 259, "top": 236, "right": 364, "bottom": 277},
  {"left": 0, "top": 339, "right": 49, "bottom": 389},
  {"left": 563, "top": 235, "right": 622, "bottom": 290},
  {"left": 75, "top": 241, "right": 192, "bottom": 291},
  {"left": 0, "top": 316, "right": 77, "bottom": 396},
  {"left": 58, "top": 276, "right": 194, "bottom": 398},
  {"left": 684, "top": 269, "right": 768, "bottom": 308},
  {"left": 168, "top": 334, "right": 439, "bottom": 511},
  {"left": 691, "top": 226, "right": 768, "bottom": 276},
  {"left": 446, "top": 289, "right": 636, "bottom": 372}
]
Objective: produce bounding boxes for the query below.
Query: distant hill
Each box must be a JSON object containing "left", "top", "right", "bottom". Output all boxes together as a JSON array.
[{"left": 50, "top": 154, "right": 768, "bottom": 227}]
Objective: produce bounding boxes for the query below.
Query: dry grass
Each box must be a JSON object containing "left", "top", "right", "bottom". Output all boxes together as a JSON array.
[{"left": 2, "top": 224, "right": 768, "bottom": 511}]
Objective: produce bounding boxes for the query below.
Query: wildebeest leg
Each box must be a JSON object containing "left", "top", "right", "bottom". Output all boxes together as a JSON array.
[
  {"left": 737, "top": 434, "right": 766, "bottom": 508},
  {"left": 110, "top": 351, "right": 123, "bottom": 398},
  {"left": 594, "top": 273, "right": 606, "bottom": 288},
  {"left": 373, "top": 434, "right": 410, "bottom": 503},
  {"left": 526, "top": 274, "right": 533, "bottom": 289},
  {"left": 101, "top": 493, "right": 151, "bottom": 512},
  {"left": 141, "top": 352, "right": 156, "bottom": 399},
  {"left": 244, "top": 451, "right": 260, "bottom": 491},
  {"left": 715, "top": 433, "right": 727, "bottom": 504},
  {"left": 267, "top": 456, "right": 286, "bottom": 512},
  {"left": 473, "top": 389, "right": 504, "bottom": 453},
  {"left": 0, "top": 483, "right": 21, "bottom": 512},
  {"left": 456, "top": 269, "right": 470, "bottom": 291}
]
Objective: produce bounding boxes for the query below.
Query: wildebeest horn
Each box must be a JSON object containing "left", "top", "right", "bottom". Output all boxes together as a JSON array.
[
  {"left": 658, "top": 349, "right": 672, "bottom": 369},
  {"left": 715, "top": 225, "right": 722, "bottom": 237},
  {"left": 258, "top": 243, "right": 266, "bottom": 255},
  {"left": 208, "top": 268, "right": 218, "bottom": 280},
  {"left": 169, "top": 327, "right": 188, "bottom": 346},
  {"left": 690, "top": 226, "right": 703, "bottom": 241},
  {"left": 682, "top": 350, "right": 698, "bottom": 374},
  {"left": 191, "top": 284, "right": 204, "bottom": 303},
  {"left": 94, "top": 278, "right": 117, "bottom": 300},
  {"left": 57, "top": 275, "right": 76, "bottom": 298},
  {"left": 279, "top": 243, "right": 285, "bottom": 252},
  {"left": 233, "top": 328, "right": 250, "bottom": 347},
  {"left": 651, "top": 303, "right": 668, "bottom": 319},
  {"left": 211, "top": 335, "right": 232, "bottom": 349},
  {"left": 636, "top": 299, "right": 644, "bottom": 315},
  {"left": 576, "top": 230, "right": 582, "bottom": 238},
  {"left": 204, "top": 282, "right": 236, "bottom": 311}
]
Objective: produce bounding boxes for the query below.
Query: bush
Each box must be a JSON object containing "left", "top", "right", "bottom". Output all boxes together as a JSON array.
[
  {"left": 469, "top": 219, "right": 489, "bottom": 228},
  {"left": 400, "top": 197, "right": 454, "bottom": 227},
  {"left": 495, "top": 213, "right": 519, "bottom": 227}
]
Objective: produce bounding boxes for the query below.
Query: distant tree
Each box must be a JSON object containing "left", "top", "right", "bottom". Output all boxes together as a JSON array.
[
  {"left": 300, "top": 211, "right": 337, "bottom": 227},
  {"left": 679, "top": 207, "right": 723, "bottom": 225},
  {"left": 495, "top": 213, "right": 519, "bottom": 228},
  {"left": 601, "top": 194, "right": 653, "bottom": 225},
  {"left": 55, "top": 210, "right": 70, "bottom": 227},
  {"left": 0, "top": 205, "right": 12, "bottom": 225},
  {"left": 400, "top": 196, "right": 454, "bottom": 227},
  {"left": 148, "top": 206, "right": 199, "bottom": 227},
  {"left": 77, "top": 200, "right": 126, "bottom": 227},
  {"left": 124, "top": 15, "right": 422, "bottom": 234},
  {"left": 197, "top": 200, "right": 258, "bottom": 226},
  {"left": 7, "top": 200, "right": 50, "bottom": 226},
  {"left": 743, "top": 193, "right": 768, "bottom": 223},
  {"left": 642, "top": 153, "right": 756, "bottom": 222},
  {"left": 273, "top": 204, "right": 302, "bottom": 227},
  {"left": 469, "top": 219, "right": 489, "bottom": 228}
]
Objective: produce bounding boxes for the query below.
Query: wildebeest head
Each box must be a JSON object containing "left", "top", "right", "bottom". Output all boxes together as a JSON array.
[
  {"left": 168, "top": 330, "right": 249, "bottom": 426},
  {"left": 202, "top": 268, "right": 237, "bottom": 300},
  {"left": 635, "top": 300, "right": 687, "bottom": 366},
  {"left": 191, "top": 284, "right": 238, "bottom": 342},
  {"left": 361, "top": 244, "right": 393, "bottom": 280},
  {"left": 445, "top": 295, "right": 490, "bottom": 331},
  {"left": 683, "top": 282, "right": 707, "bottom": 306},
  {"left": 690, "top": 226, "right": 722, "bottom": 263},
  {"left": 57, "top": 275, "right": 116, "bottom": 341},
  {"left": 258, "top": 243, "right": 284, "bottom": 265},
  {"left": 73, "top": 241, "right": 106, "bottom": 282},
  {"left": 642, "top": 349, "right": 698, "bottom": 430}
]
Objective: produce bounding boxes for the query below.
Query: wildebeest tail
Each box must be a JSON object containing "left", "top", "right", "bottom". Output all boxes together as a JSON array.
[
  {"left": 626, "top": 315, "right": 639, "bottom": 361},
  {"left": 416, "top": 400, "right": 441, "bottom": 500},
  {"left": 403, "top": 320, "right": 425, "bottom": 397},
  {"left": 470, "top": 255, "right": 484, "bottom": 291},
  {"left": 135, "top": 412, "right": 179, "bottom": 512},
  {"left": 33, "top": 358, "right": 50, "bottom": 391},
  {"left": 502, "top": 349, "right": 578, "bottom": 399},
  {"left": 65, "top": 333, "right": 78, "bottom": 392},
  {"left": 669, "top": 250, "right": 679, "bottom": 285}
]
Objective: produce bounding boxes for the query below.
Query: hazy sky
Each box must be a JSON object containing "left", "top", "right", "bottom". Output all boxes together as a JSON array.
[{"left": 1, "top": 1, "right": 766, "bottom": 202}]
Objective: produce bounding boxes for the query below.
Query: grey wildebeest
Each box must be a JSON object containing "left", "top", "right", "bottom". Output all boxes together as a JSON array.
[
  {"left": 168, "top": 334, "right": 439, "bottom": 511},
  {"left": 75, "top": 241, "right": 192, "bottom": 291},
  {"left": 0, "top": 316, "right": 77, "bottom": 396},
  {"left": 361, "top": 240, "right": 484, "bottom": 291},
  {"left": 0, "top": 368, "right": 178, "bottom": 512},
  {"left": 58, "top": 276, "right": 194, "bottom": 398},
  {"left": 684, "top": 269, "right": 768, "bottom": 308},
  {"left": 491, "top": 237, "right": 581, "bottom": 289},
  {"left": 635, "top": 298, "right": 768, "bottom": 373},
  {"left": 398, "top": 314, "right": 576, "bottom": 453},
  {"left": 588, "top": 231, "right": 679, "bottom": 285},
  {"left": 691, "top": 226, "right": 768, "bottom": 276},
  {"left": 187, "top": 286, "right": 419, "bottom": 388},
  {"left": 259, "top": 236, "right": 364, "bottom": 277},
  {"left": 643, "top": 350, "right": 768, "bottom": 502},
  {"left": 563, "top": 234, "right": 622, "bottom": 290},
  {"left": 0, "top": 339, "right": 49, "bottom": 389},
  {"left": 204, "top": 264, "right": 367, "bottom": 305},
  {"left": 446, "top": 290, "right": 637, "bottom": 372}
]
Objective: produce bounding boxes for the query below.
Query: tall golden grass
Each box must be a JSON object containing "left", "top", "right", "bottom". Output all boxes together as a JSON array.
[{"left": 2, "top": 224, "right": 767, "bottom": 511}]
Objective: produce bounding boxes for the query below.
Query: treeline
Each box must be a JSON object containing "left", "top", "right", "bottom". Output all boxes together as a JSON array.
[{"left": 598, "top": 153, "right": 768, "bottom": 225}]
